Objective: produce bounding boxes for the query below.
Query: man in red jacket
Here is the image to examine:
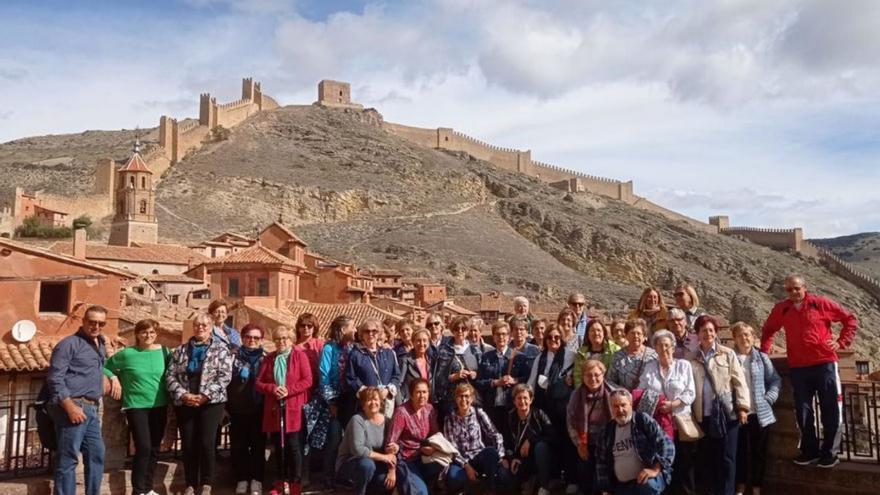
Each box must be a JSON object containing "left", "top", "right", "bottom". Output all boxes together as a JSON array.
[{"left": 761, "top": 274, "right": 858, "bottom": 469}]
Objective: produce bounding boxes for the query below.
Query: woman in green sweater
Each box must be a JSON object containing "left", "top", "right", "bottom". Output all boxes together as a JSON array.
[{"left": 105, "top": 319, "right": 170, "bottom": 495}]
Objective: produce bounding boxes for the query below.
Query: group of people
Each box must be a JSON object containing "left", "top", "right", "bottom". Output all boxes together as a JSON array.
[{"left": 45, "top": 275, "right": 858, "bottom": 495}]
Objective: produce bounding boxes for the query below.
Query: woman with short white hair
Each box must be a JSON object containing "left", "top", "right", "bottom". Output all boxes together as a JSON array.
[{"left": 638, "top": 329, "right": 697, "bottom": 495}]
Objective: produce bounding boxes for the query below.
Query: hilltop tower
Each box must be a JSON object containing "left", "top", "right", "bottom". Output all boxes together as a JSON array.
[{"left": 109, "top": 141, "right": 158, "bottom": 246}]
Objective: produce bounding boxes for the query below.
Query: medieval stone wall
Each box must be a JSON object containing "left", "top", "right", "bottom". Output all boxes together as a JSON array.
[{"left": 720, "top": 226, "right": 803, "bottom": 251}]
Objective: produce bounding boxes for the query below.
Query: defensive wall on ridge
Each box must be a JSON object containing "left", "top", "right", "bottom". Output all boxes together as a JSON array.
[
  {"left": 2, "top": 78, "right": 277, "bottom": 233},
  {"left": 382, "top": 121, "right": 716, "bottom": 233}
]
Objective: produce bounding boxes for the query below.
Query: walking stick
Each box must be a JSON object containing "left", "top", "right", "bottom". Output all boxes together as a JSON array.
[{"left": 279, "top": 398, "right": 290, "bottom": 495}]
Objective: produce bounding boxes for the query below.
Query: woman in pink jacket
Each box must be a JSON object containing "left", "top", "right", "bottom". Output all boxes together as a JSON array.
[{"left": 256, "top": 326, "right": 313, "bottom": 495}]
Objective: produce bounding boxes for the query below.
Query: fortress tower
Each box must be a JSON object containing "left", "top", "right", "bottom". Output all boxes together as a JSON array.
[{"left": 108, "top": 141, "right": 158, "bottom": 246}]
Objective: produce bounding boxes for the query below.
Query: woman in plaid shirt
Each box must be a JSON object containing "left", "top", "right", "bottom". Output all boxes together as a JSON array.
[{"left": 443, "top": 383, "right": 506, "bottom": 495}]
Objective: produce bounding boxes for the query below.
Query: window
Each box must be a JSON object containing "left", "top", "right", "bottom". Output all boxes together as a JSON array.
[
  {"left": 211, "top": 247, "right": 216, "bottom": 258},
  {"left": 141, "top": 177, "right": 146, "bottom": 189},
  {"left": 39, "top": 282, "right": 69, "bottom": 313},
  {"left": 139, "top": 200, "right": 148, "bottom": 214},
  {"left": 257, "top": 278, "right": 269, "bottom": 296},
  {"left": 151, "top": 269, "right": 159, "bottom": 275},
  {"left": 228, "top": 278, "right": 240, "bottom": 297},
  {"left": 170, "top": 295, "right": 179, "bottom": 304},
  {"left": 129, "top": 177, "right": 135, "bottom": 187}
]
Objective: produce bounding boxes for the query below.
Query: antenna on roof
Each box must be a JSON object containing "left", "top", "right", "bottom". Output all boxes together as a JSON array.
[{"left": 277, "top": 211, "right": 283, "bottom": 224}]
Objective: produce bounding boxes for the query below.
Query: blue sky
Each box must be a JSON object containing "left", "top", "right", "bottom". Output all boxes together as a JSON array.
[{"left": 1, "top": 0, "right": 879, "bottom": 238}]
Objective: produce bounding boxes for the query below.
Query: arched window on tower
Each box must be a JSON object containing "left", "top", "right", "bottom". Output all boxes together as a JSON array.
[
  {"left": 141, "top": 176, "right": 146, "bottom": 189},
  {"left": 139, "top": 200, "right": 147, "bottom": 214},
  {"left": 129, "top": 176, "right": 135, "bottom": 187}
]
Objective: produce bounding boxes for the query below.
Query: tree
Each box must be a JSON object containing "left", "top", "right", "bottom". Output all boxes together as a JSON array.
[{"left": 72, "top": 215, "right": 92, "bottom": 230}]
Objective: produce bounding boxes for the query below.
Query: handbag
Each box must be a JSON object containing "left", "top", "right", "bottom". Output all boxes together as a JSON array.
[
  {"left": 698, "top": 359, "right": 728, "bottom": 439},
  {"left": 661, "top": 372, "right": 703, "bottom": 441},
  {"left": 549, "top": 364, "right": 575, "bottom": 401},
  {"left": 673, "top": 412, "right": 704, "bottom": 441}
]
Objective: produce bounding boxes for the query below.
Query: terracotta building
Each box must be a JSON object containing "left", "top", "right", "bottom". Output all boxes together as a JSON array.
[
  {"left": 372, "top": 269, "right": 403, "bottom": 300},
  {"left": 50, "top": 237, "right": 207, "bottom": 276},
  {"left": 300, "top": 252, "right": 374, "bottom": 304},
  {"left": 203, "top": 243, "right": 306, "bottom": 308},
  {"left": 189, "top": 232, "right": 255, "bottom": 259}
]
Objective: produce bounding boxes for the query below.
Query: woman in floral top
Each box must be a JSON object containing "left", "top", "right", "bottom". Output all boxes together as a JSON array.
[
  {"left": 608, "top": 318, "right": 658, "bottom": 391},
  {"left": 443, "top": 383, "right": 505, "bottom": 495}
]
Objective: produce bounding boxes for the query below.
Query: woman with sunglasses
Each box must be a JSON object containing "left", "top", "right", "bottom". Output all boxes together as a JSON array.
[
  {"left": 528, "top": 327, "right": 577, "bottom": 494},
  {"left": 673, "top": 283, "right": 706, "bottom": 332},
  {"left": 434, "top": 315, "right": 481, "bottom": 419},
  {"left": 166, "top": 313, "right": 234, "bottom": 495},
  {"left": 345, "top": 318, "right": 402, "bottom": 416},
  {"left": 227, "top": 323, "right": 268, "bottom": 495},
  {"left": 104, "top": 319, "right": 170, "bottom": 495},
  {"left": 399, "top": 329, "right": 434, "bottom": 404}
]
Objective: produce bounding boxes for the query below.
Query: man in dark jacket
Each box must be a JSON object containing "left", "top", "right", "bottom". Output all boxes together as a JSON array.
[
  {"left": 761, "top": 274, "right": 858, "bottom": 468},
  {"left": 596, "top": 389, "right": 674, "bottom": 495},
  {"left": 46, "top": 305, "right": 111, "bottom": 495}
]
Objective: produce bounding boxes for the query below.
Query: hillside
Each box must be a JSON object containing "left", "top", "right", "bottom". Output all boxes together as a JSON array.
[
  {"left": 811, "top": 233, "right": 880, "bottom": 280},
  {"left": 4, "top": 104, "right": 880, "bottom": 362}
]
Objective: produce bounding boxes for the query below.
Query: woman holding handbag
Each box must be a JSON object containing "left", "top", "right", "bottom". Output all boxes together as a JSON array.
[
  {"left": 692, "top": 315, "right": 750, "bottom": 495},
  {"left": 608, "top": 319, "right": 657, "bottom": 391},
  {"left": 638, "top": 330, "right": 698, "bottom": 495}
]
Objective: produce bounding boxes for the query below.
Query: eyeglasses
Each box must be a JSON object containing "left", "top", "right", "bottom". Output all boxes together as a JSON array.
[
  {"left": 298, "top": 323, "right": 314, "bottom": 328},
  {"left": 243, "top": 335, "right": 262, "bottom": 340},
  {"left": 85, "top": 320, "right": 107, "bottom": 327},
  {"left": 426, "top": 321, "right": 442, "bottom": 327},
  {"left": 194, "top": 323, "right": 211, "bottom": 328},
  {"left": 362, "top": 329, "right": 380, "bottom": 335},
  {"left": 785, "top": 286, "right": 804, "bottom": 292},
  {"left": 547, "top": 335, "right": 562, "bottom": 341}
]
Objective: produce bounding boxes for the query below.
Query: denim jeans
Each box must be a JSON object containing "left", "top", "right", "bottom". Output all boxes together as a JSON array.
[
  {"left": 614, "top": 476, "right": 666, "bottom": 495},
  {"left": 336, "top": 457, "right": 390, "bottom": 495},
  {"left": 499, "top": 440, "right": 553, "bottom": 491},
  {"left": 48, "top": 402, "right": 105, "bottom": 495},
  {"left": 395, "top": 458, "right": 443, "bottom": 495},
  {"left": 446, "top": 447, "right": 501, "bottom": 494}
]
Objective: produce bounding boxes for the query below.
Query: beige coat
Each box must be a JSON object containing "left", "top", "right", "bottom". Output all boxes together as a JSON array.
[{"left": 691, "top": 344, "right": 750, "bottom": 421}]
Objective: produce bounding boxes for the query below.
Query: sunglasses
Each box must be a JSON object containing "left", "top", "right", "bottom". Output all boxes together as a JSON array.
[
  {"left": 85, "top": 320, "right": 107, "bottom": 327},
  {"left": 785, "top": 287, "right": 804, "bottom": 292},
  {"left": 243, "top": 335, "right": 262, "bottom": 340},
  {"left": 547, "top": 335, "right": 562, "bottom": 341},
  {"left": 426, "top": 321, "right": 442, "bottom": 327},
  {"left": 570, "top": 302, "right": 585, "bottom": 306},
  {"left": 362, "top": 329, "right": 380, "bottom": 335}
]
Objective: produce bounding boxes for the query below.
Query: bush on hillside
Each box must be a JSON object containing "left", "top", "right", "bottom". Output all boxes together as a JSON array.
[{"left": 15, "top": 216, "right": 73, "bottom": 239}]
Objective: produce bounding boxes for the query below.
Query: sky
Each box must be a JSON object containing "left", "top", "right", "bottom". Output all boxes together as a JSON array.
[{"left": 1, "top": 0, "right": 879, "bottom": 238}]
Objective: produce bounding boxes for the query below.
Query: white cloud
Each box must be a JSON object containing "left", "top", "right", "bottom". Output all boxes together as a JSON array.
[{"left": 2, "top": 0, "right": 879, "bottom": 237}]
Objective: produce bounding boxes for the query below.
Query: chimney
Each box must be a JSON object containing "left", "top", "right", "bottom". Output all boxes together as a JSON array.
[{"left": 73, "top": 228, "right": 87, "bottom": 259}]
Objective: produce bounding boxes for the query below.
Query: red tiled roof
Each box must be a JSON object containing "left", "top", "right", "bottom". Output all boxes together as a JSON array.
[
  {"left": 118, "top": 152, "right": 151, "bottom": 173},
  {"left": 204, "top": 244, "right": 298, "bottom": 267},
  {"left": 49, "top": 241, "right": 207, "bottom": 266},
  {"left": 280, "top": 302, "right": 401, "bottom": 335},
  {"left": 2, "top": 238, "right": 136, "bottom": 279},
  {"left": 371, "top": 269, "right": 403, "bottom": 277},
  {"left": 0, "top": 337, "right": 127, "bottom": 372},
  {"left": 262, "top": 222, "right": 307, "bottom": 246},
  {"left": 426, "top": 300, "right": 478, "bottom": 316}
]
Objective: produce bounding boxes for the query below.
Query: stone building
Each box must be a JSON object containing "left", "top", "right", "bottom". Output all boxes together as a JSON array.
[{"left": 108, "top": 142, "right": 158, "bottom": 247}]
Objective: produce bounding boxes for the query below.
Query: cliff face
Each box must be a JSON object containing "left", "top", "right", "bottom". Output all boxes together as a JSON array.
[{"left": 5, "top": 104, "right": 880, "bottom": 361}]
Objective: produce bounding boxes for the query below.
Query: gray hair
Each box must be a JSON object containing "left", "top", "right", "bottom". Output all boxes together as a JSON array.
[
  {"left": 609, "top": 388, "right": 633, "bottom": 404},
  {"left": 195, "top": 312, "right": 213, "bottom": 325},
  {"left": 668, "top": 308, "right": 686, "bottom": 320},
  {"left": 785, "top": 274, "right": 806, "bottom": 286},
  {"left": 513, "top": 296, "right": 529, "bottom": 306},
  {"left": 468, "top": 316, "right": 484, "bottom": 329},
  {"left": 651, "top": 329, "right": 676, "bottom": 347}
]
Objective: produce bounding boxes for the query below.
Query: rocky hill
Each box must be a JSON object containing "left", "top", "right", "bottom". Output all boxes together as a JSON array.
[
  {"left": 811, "top": 233, "right": 880, "bottom": 280},
  {"left": 3, "top": 104, "right": 880, "bottom": 362}
]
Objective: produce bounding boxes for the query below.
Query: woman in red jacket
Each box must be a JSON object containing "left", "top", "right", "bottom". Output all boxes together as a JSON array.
[{"left": 256, "top": 326, "right": 313, "bottom": 495}]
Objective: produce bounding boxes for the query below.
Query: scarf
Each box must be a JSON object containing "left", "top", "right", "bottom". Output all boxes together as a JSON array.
[
  {"left": 238, "top": 346, "right": 264, "bottom": 380},
  {"left": 572, "top": 383, "right": 611, "bottom": 440},
  {"left": 186, "top": 338, "right": 211, "bottom": 374},
  {"left": 274, "top": 348, "right": 292, "bottom": 388},
  {"left": 453, "top": 343, "right": 470, "bottom": 355}
]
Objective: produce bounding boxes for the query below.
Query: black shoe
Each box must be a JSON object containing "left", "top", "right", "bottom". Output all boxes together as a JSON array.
[
  {"left": 816, "top": 455, "right": 840, "bottom": 468},
  {"left": 793, "top": 453, "right": 820, "bottom": 465}
]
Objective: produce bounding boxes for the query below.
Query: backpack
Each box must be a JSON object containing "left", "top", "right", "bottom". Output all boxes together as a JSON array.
[{"left": 35, "top": 384, "right": 57, "bottom": 451}]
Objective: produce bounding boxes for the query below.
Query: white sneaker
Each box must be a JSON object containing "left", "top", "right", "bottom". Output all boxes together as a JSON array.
[
  {"left": 565, "top": 483, "right": 579, "bottom": 495},
  {"left": 236, "top": 480, "right": 249, "bottom": 494},
  {"left": 250, "top": 480, "right": 263, "bottom": 495}
]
